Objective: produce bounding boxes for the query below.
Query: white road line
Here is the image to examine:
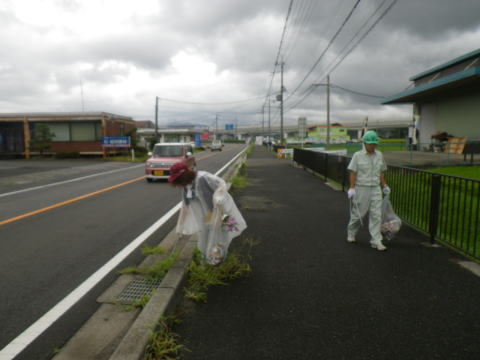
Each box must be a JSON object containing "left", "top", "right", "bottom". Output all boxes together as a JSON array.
[
  {"left": 0, "top": 164, "right": 145, "bottom": 198},
  {"left": 0, "top": 203, "right": 182, "bottom": 360},
  {"left": 0, "top": 146, "right": 247, "bottom": 360}
]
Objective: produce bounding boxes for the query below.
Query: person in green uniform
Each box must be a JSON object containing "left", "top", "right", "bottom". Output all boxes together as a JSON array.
[{"left": 347, "top": 130, "right": 390, "bottom": 251}]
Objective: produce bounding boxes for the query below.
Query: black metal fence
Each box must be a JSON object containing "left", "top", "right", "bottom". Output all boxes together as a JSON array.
[{"left": 294, "top": 148, "right": 480, "bottom": 261}]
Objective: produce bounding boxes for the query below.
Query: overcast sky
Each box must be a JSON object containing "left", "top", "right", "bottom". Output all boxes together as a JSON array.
[{"left": 0, "top": 0, "right": 479, "bottom": 129}]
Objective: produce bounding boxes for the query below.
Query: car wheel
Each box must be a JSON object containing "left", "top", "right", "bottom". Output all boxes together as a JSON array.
[{"left": 146, "top": 178, "right": 153, "bottom": 183}]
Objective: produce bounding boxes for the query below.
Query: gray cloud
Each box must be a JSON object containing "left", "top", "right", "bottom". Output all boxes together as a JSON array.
[{"left": 0, "top": 0, "right": 479, "bottom": 127}]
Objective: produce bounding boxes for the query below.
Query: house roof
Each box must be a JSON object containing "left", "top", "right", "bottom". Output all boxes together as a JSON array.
[
  {"left": 0, "top": 112, "right": 135, "bottom": 123},
  {"left": 135, "top": 120, "right": 155, "bottom": 128},
  {"left": 410, "top": 48, "right": 480, "bottom": 81},
  {"left": 382, "top": 66, "right": 480, "bottom": 104}
]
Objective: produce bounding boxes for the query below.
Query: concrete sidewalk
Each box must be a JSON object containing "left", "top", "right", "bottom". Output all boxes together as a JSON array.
[{"left": 175, "top": 145, "right": 480, "bottom": 360}]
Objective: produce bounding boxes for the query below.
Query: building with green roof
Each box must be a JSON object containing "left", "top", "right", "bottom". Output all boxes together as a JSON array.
[{"left": 383, "top": 48, "right": 480, "bottom": 146}]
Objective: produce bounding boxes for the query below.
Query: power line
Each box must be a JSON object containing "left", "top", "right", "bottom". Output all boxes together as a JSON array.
[
  {"left": 157, "top": 95, "right": 265, "bottom": 105},
  {"left": 284, "top": 0, "right": 362, "bottom": 103},
  {"left": 281, "top": 0, "right": 398, "bottom": 115},
  {"left": 263, "top": 0, "right": 295, "bottom": 108},
  {"left": 332, "top": 84, "right": 384, "bottom": 99},
  {"left": 326, "top": 0, "right": 399, "bottom": 76},
  {"left": 282, "top": 0, "right": 316, "bottom": 63}
]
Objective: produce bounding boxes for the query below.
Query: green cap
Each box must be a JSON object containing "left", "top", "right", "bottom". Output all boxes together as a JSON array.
[{"left": 363, "top": 130, "right": 379, "bottom": 144}]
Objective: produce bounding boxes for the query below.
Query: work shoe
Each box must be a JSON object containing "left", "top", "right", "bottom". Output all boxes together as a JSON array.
[
  {"left": 371, "top": 242, "right": 387, "bottom": 251},
  {"left": 347, "top": 236, "right": 356, "bottom": 243}
]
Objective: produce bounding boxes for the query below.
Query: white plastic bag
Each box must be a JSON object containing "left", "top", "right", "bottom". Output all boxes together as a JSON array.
[
  {"left": 204, "top": 207, "right": 230, "bottom": 265},
  {"left": 381, "top": 195, "right": 402, "bottom": 241}
]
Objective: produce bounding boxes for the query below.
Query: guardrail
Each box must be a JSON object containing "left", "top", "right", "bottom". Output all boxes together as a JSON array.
[{"left": 293, "top": 148, "right": 480, "bottom": 261}]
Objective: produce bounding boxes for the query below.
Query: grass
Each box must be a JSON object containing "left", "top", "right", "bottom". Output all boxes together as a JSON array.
[
  {"left": 427, "top": 166, "right": 480, "bottom": 180},
  {"left": 143, "top": 238, "right": 255, "bottom": 358},
  {"left": 245, "top": 144, "right": 254, "bottom": 156},
  {"left": 184, "top": 239, "right": 254, "bottom": 303},
  {"left": 119, "top": 250, "right": 179, "bottom": 281},
  {"left": 144, "top": 316, "right": 185, "bottom": 360},
  {"left": 386, "top": 168, "right": 480, "bottom": 259},
  {"left": 141, "top": 244, "right": 166, "bottom": 256},
  {"left": 231, "top": 163, "right": 248, "bottom": 190},
  {"left": 123, "top": 294, "right": 152, "bottom": 312}
]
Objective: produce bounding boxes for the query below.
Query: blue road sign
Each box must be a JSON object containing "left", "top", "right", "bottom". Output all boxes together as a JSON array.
[
  {"left": 195, "top": 134, "right": 202, "bottom": 147},
  {"left": 101, "top": 136, "right": 131, "bottom": 147}
]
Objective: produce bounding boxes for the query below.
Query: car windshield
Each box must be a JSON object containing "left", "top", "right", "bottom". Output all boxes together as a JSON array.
[{"left": 153, "top": 145, "right": 183, "bottom": 157}]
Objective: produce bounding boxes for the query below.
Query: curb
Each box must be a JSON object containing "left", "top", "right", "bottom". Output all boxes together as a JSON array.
[{"left": 53, "top": 148, "right": 248, "bottom": 360}]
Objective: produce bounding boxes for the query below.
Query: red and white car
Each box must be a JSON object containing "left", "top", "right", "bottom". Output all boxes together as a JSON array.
[{"left": 145, "top": 142, "right": 195, "bottom": 182}]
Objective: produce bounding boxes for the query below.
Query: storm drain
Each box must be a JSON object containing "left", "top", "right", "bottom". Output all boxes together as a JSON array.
[{"left": 117, "top": 279, "right": 163, "bottom": 303}]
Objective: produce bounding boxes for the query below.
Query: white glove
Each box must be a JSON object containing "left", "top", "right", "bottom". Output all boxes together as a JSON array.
[
  {"left": 213, "top": 195, "right": 224, "bottom": 207},
  {"left": 383, "top": 186, "right": 391, "bottom": 195},
  {"left": 347, "top": 188, "right": 356, "bottom": 199}
]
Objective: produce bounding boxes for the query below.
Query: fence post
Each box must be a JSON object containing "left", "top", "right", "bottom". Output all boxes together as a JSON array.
[
  {"left": 342, "top": 157, "right": 348, "bottom": 192},
  {"left": 429, "top": 174, "right": 441, "bottom": 244},
  {"left": 324, "top": 154, "right": 328, "bottom": 181}
]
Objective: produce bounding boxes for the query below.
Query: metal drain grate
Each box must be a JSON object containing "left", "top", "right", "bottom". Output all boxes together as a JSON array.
[{"left": 117, "top": 279, "right": 162, "bottom": 303}]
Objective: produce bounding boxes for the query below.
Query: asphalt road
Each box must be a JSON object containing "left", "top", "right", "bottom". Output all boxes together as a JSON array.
[{"left": 0, "top": 144, "right": 245, "bottom": 359}]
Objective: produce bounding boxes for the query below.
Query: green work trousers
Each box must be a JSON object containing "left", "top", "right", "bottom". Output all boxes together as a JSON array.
[{"left": 348, "top": 185, "right": 383, "bottom": 244}]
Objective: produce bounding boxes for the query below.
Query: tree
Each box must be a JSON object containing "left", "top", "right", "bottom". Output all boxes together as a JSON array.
[{"left": 30, "top": 124, "right": 55, "bottom": 156}]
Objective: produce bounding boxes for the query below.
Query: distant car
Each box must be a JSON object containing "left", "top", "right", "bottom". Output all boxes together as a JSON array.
[
  {"left": 145, "top": 143, "right": 195, "bottom": 182},
  {"left": 210, "top": 140, "right": 223, "bottom": 151}
]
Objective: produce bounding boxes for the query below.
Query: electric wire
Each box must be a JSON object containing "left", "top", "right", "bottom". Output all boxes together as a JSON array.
[
  {"left": 282, "top": 0, "right": 316, "bottom": 63},
  {"left": 263, "top": 0, "right": 295, "bottom": 109},
  {"left": 326, "top": 0, "right": 399, "bottom": 76},
  {"left": 284, "top": 0, "right": 363, "bottom": 103},
  {"left": 281, "top": 0, "right": 398, "bottom": 116}
]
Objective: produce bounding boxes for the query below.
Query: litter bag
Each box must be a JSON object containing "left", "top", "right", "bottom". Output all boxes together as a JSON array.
[{"left": 381, "top": 195, "right": 402, "bottom": 241}]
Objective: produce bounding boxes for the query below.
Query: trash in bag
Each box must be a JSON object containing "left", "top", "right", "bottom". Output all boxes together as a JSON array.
[
  {"left": 381, "top": 195, "right": 402, "bottom": 241},
  {"left": 204, "top": 206, "right": 241, "bottom": 265}
]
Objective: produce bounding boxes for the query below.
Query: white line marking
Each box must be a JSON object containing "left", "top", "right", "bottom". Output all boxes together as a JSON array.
[
  {"left": 0, "top": 164, "right": 144, "bottom": 198},
  {"left": 0, "top": 146, "right": 247, "bottom": 360}
]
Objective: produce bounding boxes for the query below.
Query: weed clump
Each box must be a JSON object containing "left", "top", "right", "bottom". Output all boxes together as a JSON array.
[
  {"left": 144, "top": 317, "right": 184, "bottom": 360},
  {"left": 184, "top": 239, "right": 254, "bottom": 302},
  {"left": 119, "top": 250, "right": 179, "bottom": 281}
]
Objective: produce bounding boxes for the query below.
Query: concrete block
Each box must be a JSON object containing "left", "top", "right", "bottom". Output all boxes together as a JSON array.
[
  {"left": 458, "top": 261, "right": 480, "bottom": 278},
  {"left": 108, "top": 288, "right": 176, "bottom": 360},
  {"left": 53, "top": 304, "right": 140, "bottom": 360}
]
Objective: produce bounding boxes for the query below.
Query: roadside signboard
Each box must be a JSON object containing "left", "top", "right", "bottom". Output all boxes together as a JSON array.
[
  {"left": 101, "top": 136, "right": 131, "bottom": 147},
  {"left": 195, "top": 134, "right": 202, "bottom": 147},
  {"left": 225, "top": 124, "right": 234, "bottom": 131}
]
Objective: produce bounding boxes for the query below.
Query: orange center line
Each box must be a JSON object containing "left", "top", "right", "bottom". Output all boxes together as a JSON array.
[
  {"left": 0, "top": 176, "right": 146, "bottom": 227},
  {"left": 1, "top": 147, "right": 240, "bottom": 227}
]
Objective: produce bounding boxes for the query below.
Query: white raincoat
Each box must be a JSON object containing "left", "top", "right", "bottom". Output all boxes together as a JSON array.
[{"left": 176, "top": 171, "right": 247, "bottom": 264}]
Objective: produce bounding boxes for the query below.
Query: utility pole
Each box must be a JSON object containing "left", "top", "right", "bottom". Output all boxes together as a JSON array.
[
  {"left": 262, "top": 104, "right": 265, "bottom": 135},
  {"left": 155, "top": 96, "right": 159, "bottom": 141},
  {"left": 280, "top": 61, "right": 285, "bottom": 144},
  {"left": 326, "top": 74, "right": 330, "bottom": 146},
  {"left": 268, "top": 97, "right": 271, "bottom": 143},
  {"left": 215, "top": 114, "right": 218, "bottom": 140},
  {"left": 235, "top": 117, "right": 238, "bottom": 140}
]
